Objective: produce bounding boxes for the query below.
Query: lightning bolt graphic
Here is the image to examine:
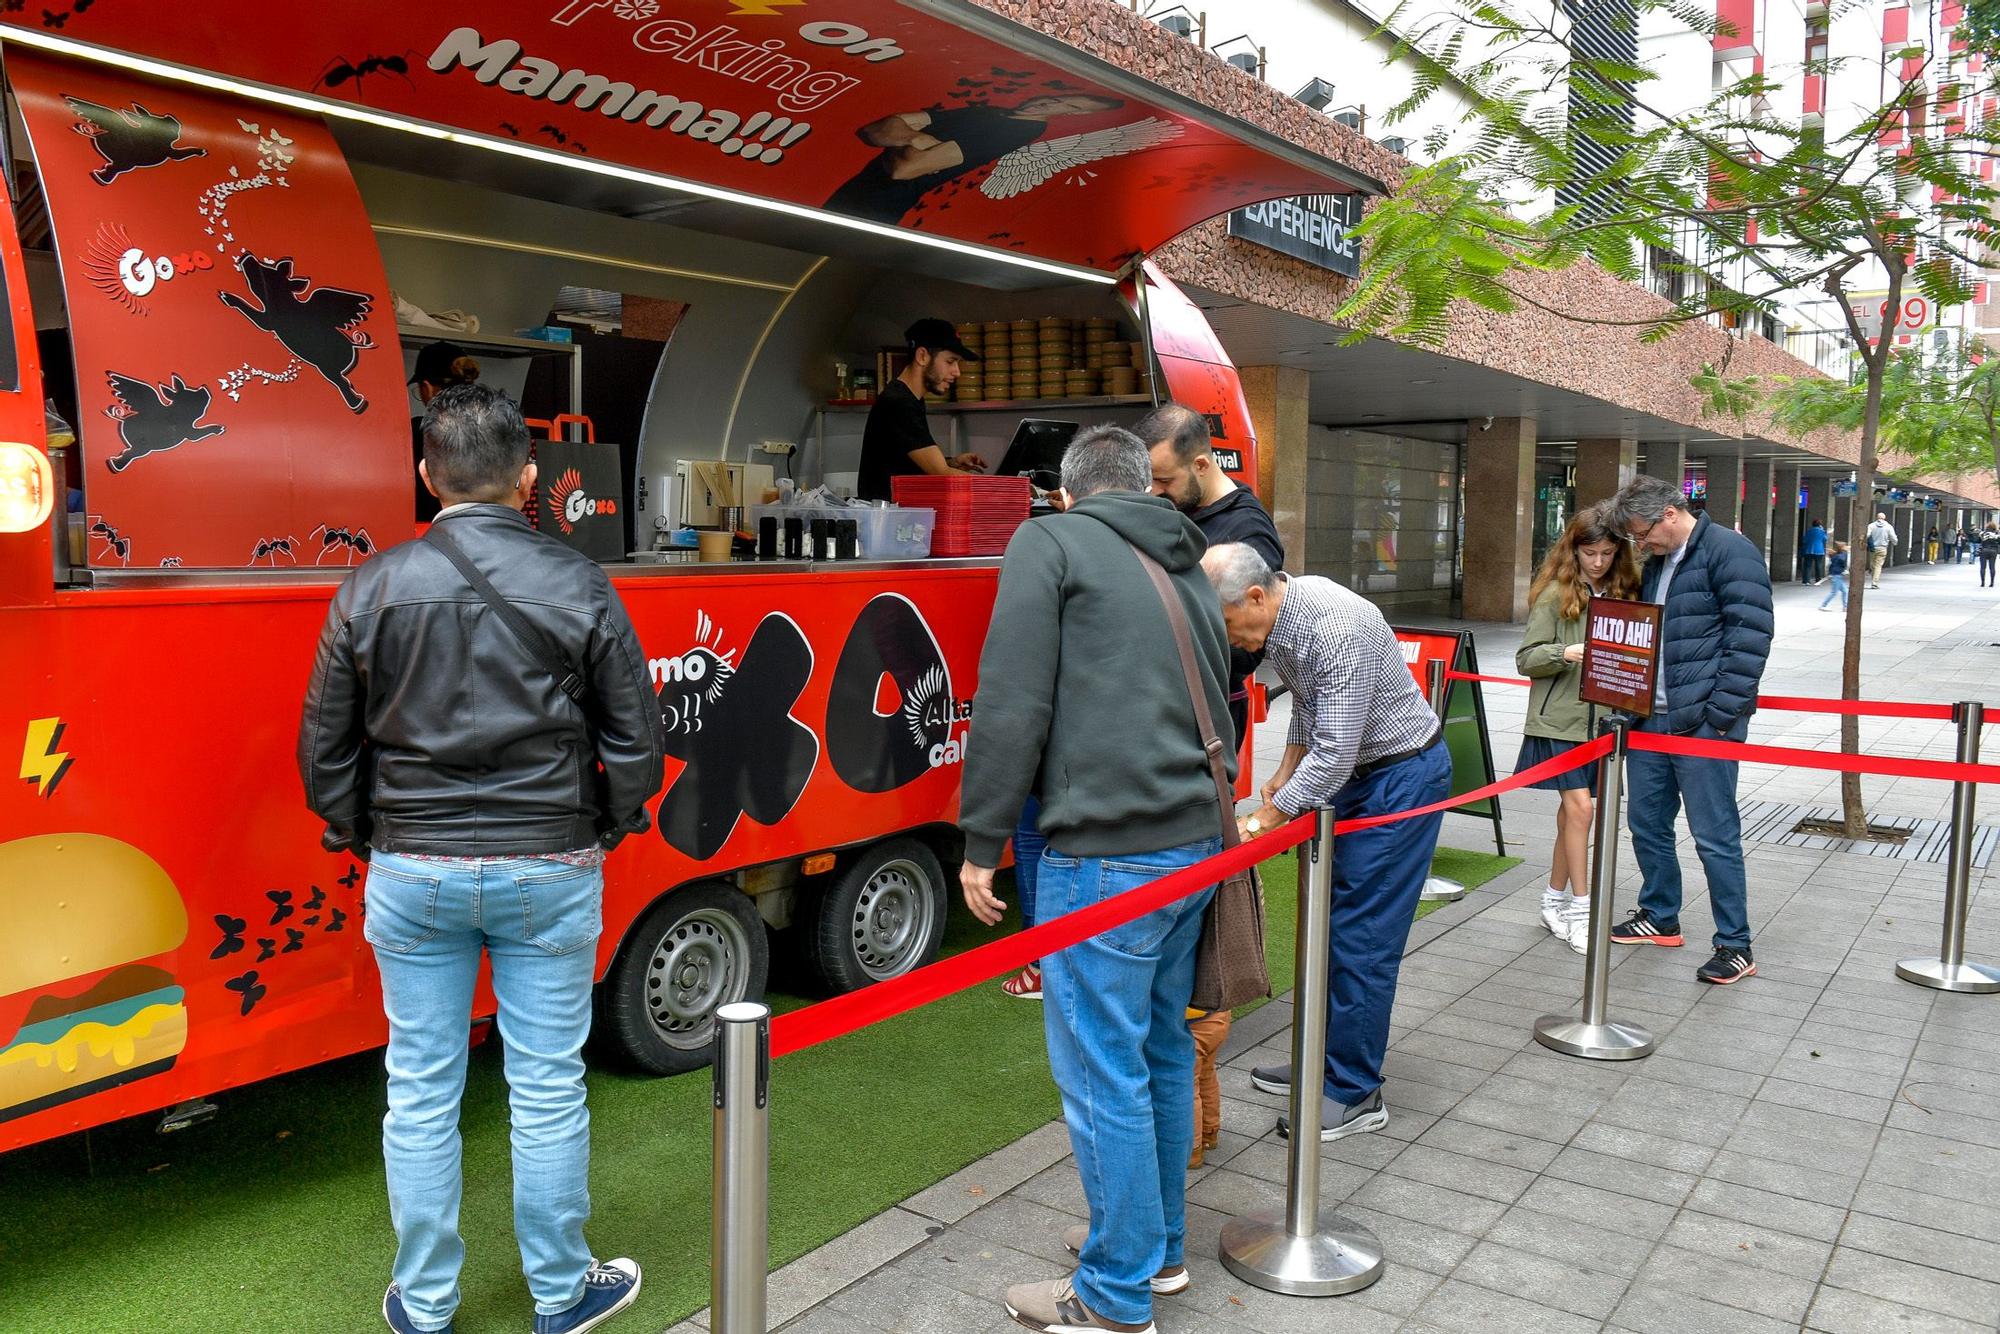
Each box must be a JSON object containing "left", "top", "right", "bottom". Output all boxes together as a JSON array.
[{"left": 20, "top": 717, "right": 72, "bottom": 798}]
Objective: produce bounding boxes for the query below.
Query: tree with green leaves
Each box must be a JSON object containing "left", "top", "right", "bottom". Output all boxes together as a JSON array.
[{"left": 1340, "top": 0, "right": 2000, "bottom": 835}]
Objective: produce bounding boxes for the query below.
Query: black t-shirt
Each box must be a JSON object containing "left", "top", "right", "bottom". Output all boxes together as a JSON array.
[
  {"left": 825, "top": 105, "right": 1046, "bottom": 224},
  {"left": 412, "top": 417, "right": 440, "bottom": 523},
  {"left": 1189, "top": 486, "right": 1285, "bottom": 746},
  {"left": 858, "top": 380, "right": 935, "bottom": 502}
]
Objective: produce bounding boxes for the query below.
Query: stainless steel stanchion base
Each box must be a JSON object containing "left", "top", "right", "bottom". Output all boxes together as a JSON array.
[
  {"left": 1533, "top": 1014, "right": 1656, "bottom": 1060},
  {"left": 1896, "top": 957, "right": 2000, "bottom": 993},
  {"left": 1220, "top": 1212, "right": 1385, "bottom": 1296},
  {"left": 1420, "top": 876, "right": 1466, "bottom": 903}
]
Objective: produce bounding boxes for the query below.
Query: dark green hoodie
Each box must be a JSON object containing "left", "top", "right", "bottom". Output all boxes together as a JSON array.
[{"left": 959, "top": 491, "right": 1236, "bottom": 866}]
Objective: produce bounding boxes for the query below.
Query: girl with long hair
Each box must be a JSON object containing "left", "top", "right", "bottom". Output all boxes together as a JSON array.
[{"left": 1517, "top": 504, "right": 1641, "bottom": 952}]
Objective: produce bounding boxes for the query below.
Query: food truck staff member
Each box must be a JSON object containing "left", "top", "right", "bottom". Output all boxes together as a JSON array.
[
  {"left": 857, "top": 318, "right": 988, "bottom": 501},
  {"left": 1136, "top": 402, "right": 1284, "bottom": 747},
  {"left": 300, "top": 383, "right": 665, "bottom": 1334},
  {"left": 1203, "top": 544, "right": 1449, "bottom": 1144},
  {"left": 409, "top": 341, "right": 480, "bottom": 524}
]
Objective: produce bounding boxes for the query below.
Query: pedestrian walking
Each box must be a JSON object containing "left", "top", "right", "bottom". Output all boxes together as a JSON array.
[
  {"left": 1517, "top": 506, "right": 1640, "bottom": 954},
  {"left": 1203, "top": 542, "right": 1449, "bottom": 1142},
  {"left": 1961, "top": 522, "right": 1979, "bottom": 564},
  {"left": 1927, "top": 527, "right": 1941, "bottom": 564},
  {"left": 959, "top": 425, "right": 1231, "bottom": 1334},
  {"left": 1819, "top": 541, "right": 1850, "bottom": 610},
  {"left": 1607, "top": 477, "right": 1774, "bottom": 984},
  {"left": 1980, "top": 522, "right": 2000, "bottom": 587},
  {"left": 1865, "top": 512, "right": 1897, "bottom": 588},
  {"left": 299, "top": 384, "right": 664, "bottom": 1334}
]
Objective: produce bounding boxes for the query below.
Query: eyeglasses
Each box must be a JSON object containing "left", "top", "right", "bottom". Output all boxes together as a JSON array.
[{"left": 1624, "top": 518, "right": 1659, "bottom": 546}]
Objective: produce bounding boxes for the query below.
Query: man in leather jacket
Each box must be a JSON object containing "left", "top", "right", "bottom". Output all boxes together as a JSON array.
[{"left": 298, "top": 383, "right": 663, "bottom": 1334}]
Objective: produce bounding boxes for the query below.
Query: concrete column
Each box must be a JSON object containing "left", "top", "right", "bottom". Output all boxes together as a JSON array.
[
  {"left": 1463, "top": 416, "right": 1536, "bottom": 622},
  {"left": 1741, "top": 458, "right": 1774, "bottom": 567},
  {"left": 1834, "top": 494, "right": 1855, "bottom": 548},
  {"left": 1770, "top": 466, "right": 1801, "bottom": 582},
  {"left": 1640, "top": 441, "right": 1686, "bottom": 488},
  {"left": 1240, "top": 365, "right": 1310, "bottom": 571},
  {"left": 1574, "top": 437, "right": 1637, "bottom": 507},
  {"left": 1704, "top": 454, "right": 1744, "bottom": 531},
  {"left": 1804, "top": 475, "right": 1835, "bottom": 530}
]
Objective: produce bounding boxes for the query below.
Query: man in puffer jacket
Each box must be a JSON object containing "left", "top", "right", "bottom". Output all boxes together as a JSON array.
[{"left": 1604, "top": 476, "right": 1774, "bottom": 984}]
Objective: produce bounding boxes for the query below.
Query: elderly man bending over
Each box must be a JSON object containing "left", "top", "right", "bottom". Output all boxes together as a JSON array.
[{"left": 1203, "top": 544, "right": 1449, "bottom": 1142}]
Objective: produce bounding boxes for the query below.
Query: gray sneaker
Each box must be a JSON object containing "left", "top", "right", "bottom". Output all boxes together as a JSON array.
[
  {"left": 1250, "top": 1063, "right": 1292, "bottom": 1096},
  {"left": 1277, "top": 1089, "right": 1389, "bottom": 1143}
]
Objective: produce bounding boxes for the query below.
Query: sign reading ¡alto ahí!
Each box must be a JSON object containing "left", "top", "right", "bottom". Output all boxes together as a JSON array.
[{"left": 1580, "top": 596, "right": 1663, "bottom": 717}]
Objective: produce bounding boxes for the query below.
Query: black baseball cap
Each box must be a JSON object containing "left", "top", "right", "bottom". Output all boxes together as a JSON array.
[
  {"left": 905, "top": 318, "right": 979, "bottom": 362},
  {"left": 409, "top": 340, "right": 472, "bottom": 386}
]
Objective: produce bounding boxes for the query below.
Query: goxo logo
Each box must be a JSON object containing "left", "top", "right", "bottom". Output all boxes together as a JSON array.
[
  {"left": 81, "top": 222, "right": 214, "bottom": 316},
  {"left": 550, "top": 466, "right": 619, "bottom": 535}
]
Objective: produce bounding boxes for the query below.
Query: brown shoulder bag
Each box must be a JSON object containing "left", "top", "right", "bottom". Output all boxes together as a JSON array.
[{"left": 1126, "top": 544, "right": 1273, "bottom": 1012}]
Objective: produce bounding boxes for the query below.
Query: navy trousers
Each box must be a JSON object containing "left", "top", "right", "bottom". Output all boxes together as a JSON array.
[{"left": 1323, "top": 741, "right": 1452, "bottom": 1106}]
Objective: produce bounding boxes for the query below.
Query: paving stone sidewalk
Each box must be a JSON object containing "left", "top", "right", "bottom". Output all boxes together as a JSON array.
[{"left": 676, "top": 560, "right": 2000, "bottom": 1334}]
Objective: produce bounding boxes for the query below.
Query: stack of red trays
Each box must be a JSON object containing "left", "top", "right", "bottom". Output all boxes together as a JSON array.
[{"left": 892, "top": 475, "right": 1032, "bottom": 557}]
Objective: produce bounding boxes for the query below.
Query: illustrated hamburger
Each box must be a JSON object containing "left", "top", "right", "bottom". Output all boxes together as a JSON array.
[{"left": 0, "top": 833, "right": 189, "bottom": 1124}]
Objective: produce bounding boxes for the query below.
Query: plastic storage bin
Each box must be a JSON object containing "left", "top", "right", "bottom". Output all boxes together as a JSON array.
[{"left": 747, "top": 505, "right": 933, "bottom": 560}]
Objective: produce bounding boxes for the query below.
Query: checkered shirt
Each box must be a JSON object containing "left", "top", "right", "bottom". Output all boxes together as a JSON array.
[{"left": 1263, "top": 575, "right": 1439, "bottom": 815}]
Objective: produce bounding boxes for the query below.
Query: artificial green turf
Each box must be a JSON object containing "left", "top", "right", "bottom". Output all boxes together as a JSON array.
[{"left": 0, "top": 845, "right": 1517, "bottom": 1332}]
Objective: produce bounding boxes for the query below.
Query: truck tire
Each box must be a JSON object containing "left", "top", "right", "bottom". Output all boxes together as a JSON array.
[
  {"left": 598, "top": 882, "right": 768, "bottom": 1075},
  {"left": 808, "top": 837, "right": 948, "bottom": 994}
]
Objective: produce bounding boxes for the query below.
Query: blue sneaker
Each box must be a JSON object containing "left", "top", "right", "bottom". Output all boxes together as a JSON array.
[
  {"left": 534, "top": 1259, "right": 642, "bottom": 1334},
  {"left": 382, "top": 1284, "right": 453, "bottom": 1334}
]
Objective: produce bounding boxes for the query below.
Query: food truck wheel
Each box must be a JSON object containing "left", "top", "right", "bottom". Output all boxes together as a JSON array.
[
  {"left": 810, "top": 838, "right": 948, "bottom": 993},
  {"left": 600, "top": 883, "right": 769, "bottom": 1075}
]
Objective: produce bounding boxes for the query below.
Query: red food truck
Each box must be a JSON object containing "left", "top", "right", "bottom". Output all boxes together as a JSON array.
[{"left": 0, "top": 1, "right": 1375, "bottom": 1153}]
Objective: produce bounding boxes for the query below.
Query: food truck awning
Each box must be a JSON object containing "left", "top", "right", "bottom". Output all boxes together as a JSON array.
[{"left": 0, "top": 1, "right": 1382, "bottom": 286}]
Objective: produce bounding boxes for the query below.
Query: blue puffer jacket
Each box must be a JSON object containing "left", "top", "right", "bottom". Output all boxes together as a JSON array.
[{"left": 1639, "top": 513, "right": 1774, "bottom": 740}]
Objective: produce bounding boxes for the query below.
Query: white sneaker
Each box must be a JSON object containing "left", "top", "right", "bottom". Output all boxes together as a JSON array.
[
  {"left": 1540, "top": 891, "right": 1568, "bottom": 938},
  {"left": 1563, "top": 903, "right": 1591, "bottom": 955}
]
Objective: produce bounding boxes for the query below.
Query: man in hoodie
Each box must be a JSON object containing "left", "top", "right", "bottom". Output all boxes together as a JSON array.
[
  {"left": 959, "top": 425, "right": 1232, "bottom": 1334},
  {"left": 1203, "top": 543, "right": 1449, "bottom": 1144},
  {"left": 1137, "top": 402, "right": 1283, "bottom": 748}
]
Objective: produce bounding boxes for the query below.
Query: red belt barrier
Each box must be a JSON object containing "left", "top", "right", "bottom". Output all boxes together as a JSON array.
[
  {"left": 1445, "top": 670, "right": 1532, "bottom": 687},
  {"left": 1627, "top": 730, "right": 2000, "bottom": 784},
  {"left": 1332, "top": 733, "right": 1614, "bottom": 834},
  {"left": 1443, "top": 671, "right": 1983, "bottom": 720},
  {"left": 771, "top": 736, "right": 1616, "bottom": 1058},
  {"left": 1755, "top": 695, "right": 1956, "bottom": 720}
]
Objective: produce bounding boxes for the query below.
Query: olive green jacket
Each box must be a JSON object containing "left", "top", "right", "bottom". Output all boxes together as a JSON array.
[{"left": 1516, "top": 586, "right": 1594, "bottom": 742}]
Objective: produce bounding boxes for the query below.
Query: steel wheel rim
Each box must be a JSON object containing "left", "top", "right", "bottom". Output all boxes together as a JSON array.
[
  {"left": 644, "top": 907, "right": 749, "bottom": 1048},
  {"left": 850, "top": 858, "right": 935, "bottom": 981}
]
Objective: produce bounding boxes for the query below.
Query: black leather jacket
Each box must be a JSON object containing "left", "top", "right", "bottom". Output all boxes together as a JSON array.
[{"left": 298, "top": 505, "right": 665, "bottom": 856}]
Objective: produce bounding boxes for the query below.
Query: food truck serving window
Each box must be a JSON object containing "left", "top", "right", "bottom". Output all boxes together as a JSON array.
[{"left": 9, "top": 53, "right": 410, "bottom": 571}]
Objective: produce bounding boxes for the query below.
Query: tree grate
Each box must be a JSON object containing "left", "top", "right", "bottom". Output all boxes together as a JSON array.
[{"left": 1738, "top": 800, "right": 1998, "bottom": 866}]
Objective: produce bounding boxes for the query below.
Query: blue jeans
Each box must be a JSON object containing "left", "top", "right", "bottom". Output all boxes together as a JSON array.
[
  {"left": 1325, "top": 741, "right": 1452, "bottom": 1105},
  {"left": 1038, "top": 838, "right": 1218, "bottom": 1326},
  {"left": 1819, "top": 574, "right": 1848, "bottom": 608},
  {"left": 365, "top": 851, "right": 604, "bottom": 1330},
  {"left": 1626, "top": 715, "right": 1751, "bottom": 950},
  {"left": 1013, "top": 795, "right": 1046, "bottom": 931}
]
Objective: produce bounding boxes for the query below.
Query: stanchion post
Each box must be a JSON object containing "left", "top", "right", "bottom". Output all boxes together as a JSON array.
[
  {"left": 1419, "top": 658, "right": 1467, "bottom": 902},
  {"left": 1897, "top": 701, "right": 2000, "bottom": 993},
  {"left": 1220, "top": 807, "right": 1385, "bottom": 1296},
  {"left": 712, "top": 1001, "right": 771, "bottom": 1334},
  {"left": 1534, "top": 718, "right": 1657, "bottom": 1059}
]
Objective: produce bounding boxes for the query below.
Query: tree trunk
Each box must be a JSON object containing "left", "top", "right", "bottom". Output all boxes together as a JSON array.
[{"left": 1838, "top": 266, "right": 1901, "bottom": 838}]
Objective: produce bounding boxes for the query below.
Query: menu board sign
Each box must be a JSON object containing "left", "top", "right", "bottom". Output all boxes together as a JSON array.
[{"left": 1579, "top": 597, "right": 1663, "bottom": 717}]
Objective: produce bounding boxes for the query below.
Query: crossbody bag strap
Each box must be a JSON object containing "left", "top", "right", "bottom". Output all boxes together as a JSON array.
[
  {"left": 1126, "top": 543, "right": 1240, "bottom": 851},
  {"left": 424, "top": 524, "right": 587, "bottom": 706}
]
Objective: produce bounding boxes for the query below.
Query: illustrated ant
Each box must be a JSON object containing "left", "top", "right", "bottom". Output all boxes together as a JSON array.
[
  {"left": 88, "top": 518, "right": 130, "bottom": 565},
  {"left": 310, "top": 523, "right": 375, "bottom": 564},
  {"left": 313, "top": 51, "right": 417, "bottom": 94},
  {"left": 250, "top": 534, "right": 299, "bottom": 565}
]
